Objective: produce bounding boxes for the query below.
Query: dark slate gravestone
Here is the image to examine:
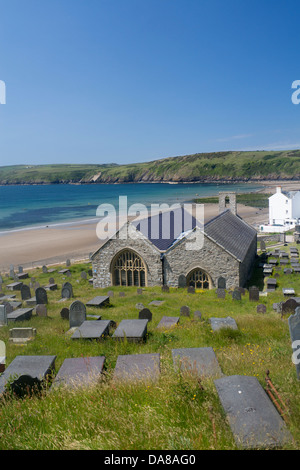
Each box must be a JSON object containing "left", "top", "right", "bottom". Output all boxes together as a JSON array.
[
  {"left": 51, "top": 356, "right": 105, "bottom": 390},
  {"left": 284, "top": 268, "right": 293, "bottom": 275},
  {"left": 172, "top": 347, "right": 223, "bottom": 378},
  {"left": 232, "top": 290, "right": 241, "bottom": 301},
  {"left": 217, "top": 277, "right": 226, "bottom": 289},
  {"left": 113, "top": 319, "right": 148, "bottom": 343},
  {"left": 288, "top": 307, "right": 300, "bottom": 380},
  {"left": 138, "top": 308, "right": 152, "bottom": 322},
  {"left": 162, "top": 285, "right": 169, "bottom": 293},
  {"left": 156, "top": 316, "right": 180, "bottom": 329},
  {"left": 0, "top": 305, "right": 7, "bottom": 326},
  {"left": 66, "top": 259, "right": 71, "bottom": 267},
  {"left": 36, "top": 304, "right": 47, "bottom": 317},
  {"left": 180, "top": 306, "right": 190, "bottom": 317},
  {"left": 107, "top": 290, "right": 114, "bottom": 297},
  {"left": 281, "top": 298, "right": 299, "bottom": 317},
  {"left": 60, "top": 307, "right": 69, "bottom": 320},
  {"left": 216, "top": 288, "right": 226, "bottom": 299},
  {"left": 61, "top": 282, "right": 73, "bottom": 299},
  {"left": 214, "top": 375, "right": 292, "bottom": 449},
  {"left": 187, "top": 286, "right": 195, "bottom": 294},
  {"left": 58, "top": 269, "right": 70, "bottom": 275},
  {"left": 266, "top": 278, "right": 277, "bottom": 291},
  {"left": 69, "top": 301, "right": 86, "bottom": 328},
  {"left": 21, "top": 285, "right": 31, "bottom": 301},
  {"left": 209, "top": 316, "right": 238, "bottom": 331},
  {"left": 35, "top": 287, "right": 48, "bottom": 305},
  {"left": 137, "top": 288, "right": 143, "bottom": 295},
  {"left": 260, "top": 240, "right": 266, "bottom": 251},
  {"left": 17, "top": 272, "right": 29, "bottom": 280},
  {"left": 80, "top": 271, "right": 87, "bottom": 280},
  {"left": 256, "top": 304, "right": 267, "bottom": 314},
  {"left": 0, "top": 355, "right": 56, "bottom": 397},
  {"left": 7, "top": 308, "right": 34, "bottom": 323},
  {"left": 194, "top": 310, "right": 202, "bottom": 320},
  {"left": 2, "top": 301, "right": 13, "bottom": 314},
  {"left": 49, "top": 277, "right": 55, "bottom": 285},
  {"left": 42, "top": 265, "right": 48, "bottom": 273},
  {"left": 71, "top": 320, "right": 112, "bottom": 340},
  {"left": 249, "top": 286, "right": 259, "bottom": 302},
  {"left": 178, "top": 274, "right": 186, "bottom": 288},
  {"left": 7, "top": 282, "right": 23, "bottom": 291},
  {"left": 86, "top": 296, "right": 110, "bottom": 308},
  {"left": 113, "top": 353, "right": 160, "bottom": 382}
]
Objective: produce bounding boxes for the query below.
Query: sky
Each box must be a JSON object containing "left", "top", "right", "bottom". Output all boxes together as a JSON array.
[{"left": 1, "top": 0, "right": 300, "bottom": 166}]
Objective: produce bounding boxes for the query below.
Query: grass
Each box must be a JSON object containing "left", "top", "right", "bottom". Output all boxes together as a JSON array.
[
  {"left": 194, "top": 192, "right": 272, "bottom": 208},
  {"left": 0, "top": 251, "right": 300, "bottom": 450}
]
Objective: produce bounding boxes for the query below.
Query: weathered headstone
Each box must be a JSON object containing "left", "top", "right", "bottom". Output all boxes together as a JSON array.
[
  {"left": 107, "top": 290, "right": 114, "bottom": 297},
  {"left": 21, "top": 285, "right": 31, "bottom": 301},
  {"left": 214, "top": 375, "right": 292, "bottom": 449},
  {"left": 9, "top": 327, "right": 36, "bottom": 344},
  {"left": 266, "top": 278, "right": 277, "bottom": 292},
  {"left": 80, "top": 271, "right": 87, "bottom": 280},
  {"left": 281, "top": 298, "right": 299, "bottom": 317},
  {"left": 113, "top": 319, "right": 148, "bottom": 343},
  {"left": 42, "top": 265, "right": 48, "bottom": 274},
  {"left": 138, "top": 308, "right": 152, "bottom": 322},
  {"left": 162, "top": 285, "right": 169, "bottom": 293},
  {"left": 194, "top": 310, "right": 202, "bottom": 320},
  {"left": 36, "top": 304, "right": 48, "bottom": 317},
  {"left": 86, "top": 296, "right": 110, "bottom": 308},
  {"left": 71, "top": 320, "right": 112, "bottom": 340},
  {"left": 216, "top": 288, "right": 226, "bottom": 299},
  {"left": 113, "top": 353, "right": 160, "bottom": 382},
  {"left": 187, "top": 286, "right": 195, "bottom": 294},
  {"left": 69, "top": 301, "right": 86, "bottom": 328},
  {"left": 178, "top": 274, "right": 186, "bottom": 288},
  {"left": 60, "top": 307, "right": 69, "bottom": 320},
  {"left": 180, "top": 305, "right": 190, "bottom": 317},
  {"left": 148, "top": 300, "right": 164, "bottom": 307},
  {"left": 209, "top": 316, "right": 238, "bottom": 331},
  {"left": 0, "top": 305, "right": 7, "bottom": 326},
  {"left": 156, "top": 316, "right": 180, "bottom": 329},
  {"left": 61, "top": 282, "right": 73, "bottom": 299},
  {"left": 35, "top": 287, "right": 48, "bottom": 305},
  {"left": 256, "top": 304, "right": 267, "bottom": 314},
  {"left": 51, "top": 356, "right": 106, "bottom": 389},
  {"left": 0, "top": 340, "right": 5, "bottom": 372},
  {"left": 232, "top": 290, "right": 241, "bottom": 301},
  {"left": 66, "top": 259, "right": 71, "bottom": 267},
  {"left": 217, "top": 277, "right": 226, "bottom": 289},
  {"left": 137, "top": 288, "right": 143, "bottom": 295},
  {"left": 7, "top": 308, "right": 34, "bottom": 323},
  {"left": 49, "top": 277, "right": 55, "bottom": 285},
  {"left": 249, "top": 286, "right": 259, "bottom": 302},
  {"left": 288, "top": 307, "right": 300, "bottom": 380},
  {"left": 172, "top": 347, "right": 223, "bottom": 378},
  {"left": 7, "top": 282, "right": 23, "bottom": 291},
  {"left": 260, "top": 240, "right": 266, "bottom": 251}
]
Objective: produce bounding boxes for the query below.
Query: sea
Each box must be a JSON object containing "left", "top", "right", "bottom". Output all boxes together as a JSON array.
[{"left": 0, "top": 182, "right": 263, "bottom": 233}]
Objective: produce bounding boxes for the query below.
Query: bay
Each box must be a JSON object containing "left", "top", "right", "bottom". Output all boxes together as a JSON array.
[{"left": 0, "top": 182, "right": 263, "bottom": 232}]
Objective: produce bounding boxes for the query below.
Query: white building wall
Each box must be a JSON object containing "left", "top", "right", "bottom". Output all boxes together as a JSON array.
[
  {"left": 269, "top": 187, "right": 290, "bottom": 225},
  {"left": 291, "top": 191, "right": 300, "bottom": 219}
]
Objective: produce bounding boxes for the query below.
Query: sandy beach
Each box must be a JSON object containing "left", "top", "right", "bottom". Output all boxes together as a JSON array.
[{"left": 0, "top": 198, "right": 270, "bottom": 273}]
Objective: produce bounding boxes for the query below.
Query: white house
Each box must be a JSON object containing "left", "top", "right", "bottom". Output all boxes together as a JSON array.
[{"left": 260, "top": 186, "right": 300, "bottom": 233}]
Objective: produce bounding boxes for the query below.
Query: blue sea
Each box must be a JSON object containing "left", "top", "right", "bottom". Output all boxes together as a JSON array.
[{"left": 0, "top": 182, "right": 263, "bottom": 233}]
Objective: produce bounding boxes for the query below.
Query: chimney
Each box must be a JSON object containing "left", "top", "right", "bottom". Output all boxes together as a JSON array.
[{"left": 276, "top": 186, "right": 282, "bottom": 193}]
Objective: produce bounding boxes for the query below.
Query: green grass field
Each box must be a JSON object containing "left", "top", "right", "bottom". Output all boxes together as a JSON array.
[{"left": 0, "top": 250, "right": 299, "bottom": 450}]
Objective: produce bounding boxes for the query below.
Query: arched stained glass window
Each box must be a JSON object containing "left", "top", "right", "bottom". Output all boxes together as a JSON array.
[
  {"left": 112, "top": 250, "right": 146, "bottom": 287},
  {"left": 186, "top": 268, "right": 210, "bottom": 289}
]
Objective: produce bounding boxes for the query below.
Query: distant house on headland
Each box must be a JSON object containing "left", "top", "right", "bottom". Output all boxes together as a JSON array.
[{"left": 260, "top": 186, "right": 300, "bottom": 233}]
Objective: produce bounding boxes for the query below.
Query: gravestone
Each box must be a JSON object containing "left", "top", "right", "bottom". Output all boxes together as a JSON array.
[
  {"left": 288, "top": 307, "right": 300, "bottom": 380},
  {"left": 0, "top": 305, "right": 7, "bottom": 326},
  {"left": 172, "top": 347, "right": 223, "bottom": 378},
  {"left": 232, "top": 290, "right": 241, "bottom": 301},
  {"left": 260, "top": 240, "right": 266, "bottom": 251},
  {"left": 2, "top": 301, "right": 13, "bottom": 314},
  {"left": 187, "top": 286, "right": 195, "bottom": 294},
  {"left": 86, "top": 296, "right": 110, "bottom": 308},
  {"left": 216, "top": 288, "right": 226, "bottom": 299},
  {"left": 49, "top": 277, "right": 55, "bottom": 285},
  {"left": 209, "top": 316, "right": 238, "bottom": 331},
  {"left": 178, "top": 274, "right": 186, "bottom": 288},
  {"left": 69, "top": 301, "right": 86, "bottom": 328},
  {"left": 135, "top": 303, "right": 144, "bottom": 310},
  {"left": 281, "top": 298, "right": 299, "bottom": 317},
  {"left": 9, "top": 327, "right": 36, "bottom": 344},
  {"left": 80, "top": 271, "right": 87, "bottom": 280},
  {"left": 194, "top": 310, "right": 202, "bottom": 320},
  {"left": 214, "top": 375, "right": 292, "bottom": 449},
  {"left": 35, "top": 287, "right": 48, "bottom": 305},
  {"left": 107, "top": 290, "right": 114, "bottom": 297},
  {"left": 42, "top": 266, "right": 48, "bottom": 274},
  {"left": 51, "top": 356, "right": 106, "bottom": 390},
  {"left": 283, "top": 288, "right": 295, "bottom": 297},
  {"left": 0, "top": 340, "right": 5, "bottom": 372},
  {"left": 7, "top": 308, "right": 34, "bottom": 323},
  {"left": 66, "top": 259, "right": 71, "bottom": 267},
  {"left": 156, "top": 316, "right": 180, "bottom": 329},
  {"left": 138, "top": 308, "right": 152, "bottom": 322},
  {"left": 113, "top": 319, "right": 148, "bottom": 343},
  {"left": 162, "top": 285, "right": 169, "bottom": 293},
  {"left": 7, "top": 282, "right": 23, "bottom": 291},
  {"left": 71, "top": 320, "right": 112, "bottom": 340},
  {"left": 256, "top": 304, "right": 267, "bottom": 314},
  {"left": 180, "top": 305, "right": 190, "bottom": 317},
  {"left": 284, "top": 268, "right": 293, "bottom": 275},
  {"left": 113, "top": 353, "right": 160, "bottom": 382},
  {"left": 217, "top": 277, "right": 226, "bottom": 289},
  {"left": 249, "top": 286, "right": 259, "bottom": 302},
  {"left": 61, "top": 282, "right": 73, "bottom": 299},
  {"left": 21, "top": 285, "right": 31, "bottom": 301},
  {"left": 137, "top": 288, "right": 143, "bottom": 295},
  {"left": 60, "top": 307, "right": 69, "bottom": 320},
  {"left": 36, "top": 304, "right": 48, "bottom": 317},
  {"left": 0, "top": 355, "right": 56, "bottom": 397},
  {"left": 148, "top": 300, "right": 164, "bottom": 307},
  {"left": 266, "top": 278, "right": 277, "bottom": 291}
]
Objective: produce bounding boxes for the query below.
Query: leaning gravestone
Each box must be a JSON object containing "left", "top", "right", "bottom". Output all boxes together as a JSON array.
[
  {"left": 256, "top": 304, "right": 267, "bottom": 314},
  {"left": 288, "top": 307, "right": 300, "bottom": 380},
  {"left": 0, "top": 355, "right": 56, "bottom": 397},
  {"left": 214, "top": 375, "right": 292, "bottom": 449},
  {"left": 71, "top": 320, "right": 112, "bottom": 341},
  {"left": 249, "top": 286, "right": 259, "bottom": 302},
  {"left": 69, "top": 301, "right": 86, "bottom": 328},
  {"left": 282, "top": 298, "right": 299, "bottom": 317},
  {"left": 113, "top": 353, "right": 160, "bottom": 382},
  {"left": 21, "top": 285, "right": 31, "bottom": 301},
  {"left": 156, "top": 316, "right": 180, "bottom": 330},
  {"left": 178, "top": 274, "right": 186, "bottom": 288},
  {"left": 113, "top": 319, "right": 148, "bottom": 343},
  {"left": 35, "top": 287, "right": 48, "bottom": 305},
  {"left": 0, "top": 305, "right": 7, "bottom": 326},
  {"left": 217, "top": 277, "right": 226, "bottom": 289},
  {"left": 172, "top": 347, "right": 223, "bottom": 378},
  {"left": 51, "top": 356, "right": 106, "bottom": 390},
  {"left": 138, "top": 308, "right": 152, "bottom": 322}
]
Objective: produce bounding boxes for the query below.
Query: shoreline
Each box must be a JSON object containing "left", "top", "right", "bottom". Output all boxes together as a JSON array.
[{"left": 0, "top": 179, "right": 297, "bottom": 273}]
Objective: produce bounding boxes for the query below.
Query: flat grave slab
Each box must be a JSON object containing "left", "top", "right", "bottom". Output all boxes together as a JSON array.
[
  {"left": 51, "top": 356, "right": 105, "bottom": 390},
  {"left": 86, "top": 296, "right": 110, "bottom": 308},
  {"left": 0, "top": 355, "right": 56, "bottom": 396},
  {"left": 283, "top": 288, "right": 295, "bottom": 296},
  {"left": 172, "top": 347, "right": 223, "bottom": 378},
  {"left": 156, "top": 316, "right": 180, "bottom": 329},
  {"left": 58, "top": 269, "right": 71, "bottom": 275},
  {"left": 209, "top": 316, "right": 238, "bottom": 331},
  {"left": 26, "top": 297, "right": 37, "bottom": 306},
  {"left": 113, "top": 353, "right": 160, "bottom": 382},
  {"left": 7, "top": 308, "right": 34, "bottom": 323},
  {"left": 17, "top": 272, "right": 29, "bottom": 280},
  {"left": 7, "top": 282, "right": 23, "bottom": 291},
  {"left": 214, "top": 375, "right": 292, "bottom": 449},
  {"left": 0, "top": 295, "right": 16, "bottom": 300},
  {"left": 71, "top": 320, "right": 112, "bottom": 340},
  {"left": 148, "top": 300, "right": 164, "bottom": 307},
  {"left": 112, "top": 319, "right": 148, "bottom": 342}
]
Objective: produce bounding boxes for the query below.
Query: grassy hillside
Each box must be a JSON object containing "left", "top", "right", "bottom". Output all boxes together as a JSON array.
[
  {"left": 1, "top": 149, "right": 300, "bottom": 184},
  {"left": 0, "top": 248, "right": 300, "bottom": 450}
]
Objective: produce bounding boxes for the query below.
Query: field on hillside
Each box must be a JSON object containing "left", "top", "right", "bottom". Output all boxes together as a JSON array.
[{"left": 0, "top": 247, "right": 300, "bottom": 450}]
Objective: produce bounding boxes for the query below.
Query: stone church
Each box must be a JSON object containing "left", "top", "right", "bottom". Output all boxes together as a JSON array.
[{"left": 91, "top": 192, "right": 257, "bottom": 290}]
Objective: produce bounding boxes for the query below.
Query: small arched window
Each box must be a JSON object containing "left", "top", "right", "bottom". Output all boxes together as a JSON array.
[
  {"left": 186, "top": 268, "right": 210, "bottom": 289},
  {"left": 112, "top": 250, "right": 146, "bottom": 287}
]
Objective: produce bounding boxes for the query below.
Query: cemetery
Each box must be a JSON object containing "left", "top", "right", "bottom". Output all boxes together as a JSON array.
[{"left": 0, "top": 247, "right": 300, "bottom": 450}]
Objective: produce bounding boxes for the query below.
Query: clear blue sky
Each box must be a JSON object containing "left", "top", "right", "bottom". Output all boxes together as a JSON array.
[{"left": 0, "top": 0, "right": 300, "bottom": 166}]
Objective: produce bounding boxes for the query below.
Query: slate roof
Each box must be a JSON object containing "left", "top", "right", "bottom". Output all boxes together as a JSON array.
[{"left": 133, "top": 207, "right": 257, "bottom": 262}]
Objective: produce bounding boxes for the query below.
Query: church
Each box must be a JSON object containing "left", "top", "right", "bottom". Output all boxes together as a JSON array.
[{"left": 91, "top": 192, "right": 257, "bottom": 290}]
